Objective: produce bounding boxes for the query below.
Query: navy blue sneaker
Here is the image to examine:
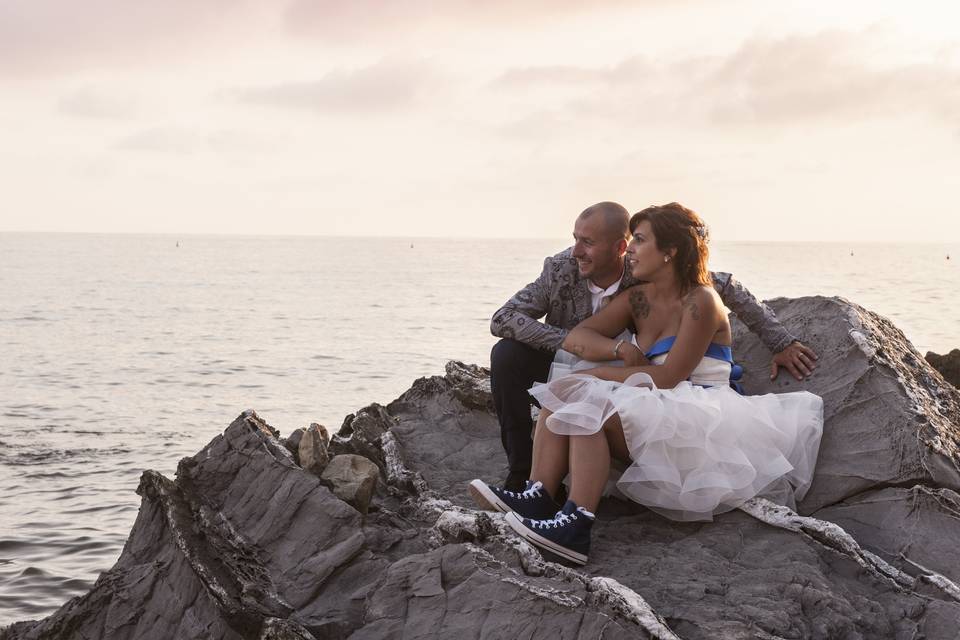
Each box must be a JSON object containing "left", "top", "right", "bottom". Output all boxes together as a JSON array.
[
  {"left": 504, "top": 500, "right": 595, "bottom": 565},
  {"left": 468, "top": 479, "right": 560, "bottom": 520}
]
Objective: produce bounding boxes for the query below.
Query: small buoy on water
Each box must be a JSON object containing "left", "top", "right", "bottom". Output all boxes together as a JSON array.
[{"left": 850, "top": 251, "right": 854, "bottom": 256}]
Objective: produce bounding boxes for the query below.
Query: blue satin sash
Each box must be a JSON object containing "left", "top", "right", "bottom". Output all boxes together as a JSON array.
[{"left": 643, "top": 336, "right": 744, "bottom": 391}]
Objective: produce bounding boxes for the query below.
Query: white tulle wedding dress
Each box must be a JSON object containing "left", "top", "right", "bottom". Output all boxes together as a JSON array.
[{"left": 529, "top": 337, "right": 823, "bottom": 521}]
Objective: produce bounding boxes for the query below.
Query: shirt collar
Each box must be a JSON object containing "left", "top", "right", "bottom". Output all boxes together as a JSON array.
[{"left": 586, "top": 266, "right": 626, "bottom": 296}]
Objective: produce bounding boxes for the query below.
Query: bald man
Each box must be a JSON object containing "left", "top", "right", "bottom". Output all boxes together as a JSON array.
[{"left": 490, "top": 201, "right": 817, "bottom": 490}]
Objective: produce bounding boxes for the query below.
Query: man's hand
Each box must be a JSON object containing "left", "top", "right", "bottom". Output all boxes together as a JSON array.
[
  {"left": 770, "top": 341, "right": 818, "bottom": 381},
  {"left": 619, "top": 343, "right": 649, "bottom": 367}
]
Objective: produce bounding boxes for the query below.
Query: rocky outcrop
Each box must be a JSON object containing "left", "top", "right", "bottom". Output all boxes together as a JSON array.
[
  {"left": 728, "top": 297, "right": 960, "bottom": 591},
  {"left": 4, "top": 296, "right": 960, "bottom": 640},
  {"left": 926, "top": 348, "right": 960, "bottom": 388}
]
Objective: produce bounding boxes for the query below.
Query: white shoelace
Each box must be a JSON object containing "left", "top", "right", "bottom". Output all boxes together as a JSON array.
[
  {"left": 531, "top": 511, "right": 576, "bottom": 529},
  {"left": 504, "top": 481, "right": 543, "bottom": 499}
]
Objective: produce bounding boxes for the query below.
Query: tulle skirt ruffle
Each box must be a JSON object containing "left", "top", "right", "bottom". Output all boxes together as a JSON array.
[{"left": 529, "top": 373, "right": 823, "bottom": 521}]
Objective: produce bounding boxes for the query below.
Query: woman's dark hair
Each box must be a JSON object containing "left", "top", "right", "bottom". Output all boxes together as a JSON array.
[{"left": 630, "top": 202, "right": 711, "bottom": 294}]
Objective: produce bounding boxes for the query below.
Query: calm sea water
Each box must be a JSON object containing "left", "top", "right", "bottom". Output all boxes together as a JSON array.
[{"left": 1, "top": 233, "right": 957, "bottom": 626}]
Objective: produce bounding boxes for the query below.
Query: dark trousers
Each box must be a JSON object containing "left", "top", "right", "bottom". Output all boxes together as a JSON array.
[{"left": 490, "top": 338, "right": 554, "bottom": 480}]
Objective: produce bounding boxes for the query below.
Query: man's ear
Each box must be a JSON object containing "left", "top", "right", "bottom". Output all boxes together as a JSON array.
[{"left": 616, "top": 238, "right": 628, "bottom": 255}]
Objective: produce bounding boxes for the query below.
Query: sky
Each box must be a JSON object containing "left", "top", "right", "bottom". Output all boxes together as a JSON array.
[{"left": 1, "top": 0, "right": 959, "bottom": 242}]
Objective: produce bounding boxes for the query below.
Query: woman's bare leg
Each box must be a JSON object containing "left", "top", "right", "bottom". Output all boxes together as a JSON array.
[
  {"left": 528, "top": 409, "right": 569, "bottom": 498},
  {"left": 603, "top": 413, "right": 631, "bottom": 463},
  {"left": 568, "top": 414, "right": 630, "bottom": 513}
]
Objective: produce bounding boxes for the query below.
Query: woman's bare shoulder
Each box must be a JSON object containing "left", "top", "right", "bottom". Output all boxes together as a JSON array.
[{"left": 682, "top": 285, "right": 722, "bottom": 318}]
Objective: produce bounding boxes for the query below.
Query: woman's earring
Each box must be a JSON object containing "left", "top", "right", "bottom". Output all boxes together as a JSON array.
[{"left": 663, "top": 255, "right": 670, "bottom": 263}]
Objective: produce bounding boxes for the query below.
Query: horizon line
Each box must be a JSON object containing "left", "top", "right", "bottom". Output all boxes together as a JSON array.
[{"left": 1, "top": 229, "right": 958, "bottom": 245}]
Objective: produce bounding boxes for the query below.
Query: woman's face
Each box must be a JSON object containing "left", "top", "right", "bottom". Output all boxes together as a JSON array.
[{"left": 627, "top": 219, "right": 671, "bottom": 280}]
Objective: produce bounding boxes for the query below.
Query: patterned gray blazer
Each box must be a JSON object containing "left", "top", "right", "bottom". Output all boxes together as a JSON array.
[{"left": 490, "top": 247, "right": 797, "bottom": 353}]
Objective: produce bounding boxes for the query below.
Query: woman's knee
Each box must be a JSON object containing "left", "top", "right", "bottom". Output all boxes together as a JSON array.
[{"left": 601, "top": 414, "right": 622, "bottom": 433}]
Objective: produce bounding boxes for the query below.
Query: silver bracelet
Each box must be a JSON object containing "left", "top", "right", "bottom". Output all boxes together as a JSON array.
[{"left": 613, "top": 339, "right": 626, "bottom": 359}]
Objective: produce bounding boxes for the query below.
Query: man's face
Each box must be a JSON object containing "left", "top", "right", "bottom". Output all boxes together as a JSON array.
[{"left": 572, "top": 214, "right": 625, "bottom": 283}]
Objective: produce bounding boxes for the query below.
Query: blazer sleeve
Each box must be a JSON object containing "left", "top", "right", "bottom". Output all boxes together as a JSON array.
[
  {"left": 490, "top": 257, "right": 568, "bottom": 352},
  {"left": 711, "top": 271, "right": 798, "bottom": 354}
]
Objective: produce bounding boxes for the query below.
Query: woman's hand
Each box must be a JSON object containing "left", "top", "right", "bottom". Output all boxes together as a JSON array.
[{"left": 618, "top": 342, "right": 649, "bottom": 367}]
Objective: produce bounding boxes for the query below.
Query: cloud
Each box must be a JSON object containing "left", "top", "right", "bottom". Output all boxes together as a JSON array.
[
  {"left": 57, "top": 87, "right": 138, "bottom": 119},
  {"left": 492, "top": 65, "right": 614, "bottom": 89},
  {"left": 0, "top": 0, "right": 658, "bottom": 75},
  {"left": 114, "top": 126, "right": 277, "bottom": 154},
  {"left": 228, "top": 60, "right": 440, "bottom": 114},
  {"left": 693, "top": 29, "right": 955, "bottom": 125},
  {"left": 0, "top": 0, "right": 264, "bottom": 75},
  {"left": 491, "top": 28, "right": 960, "bottom": 130},
  {"left": 282, "top": 0, "right": 640, "bottom": 39},
  {"left": 114, "top": 127, "right": 201, "bottom": 154}
]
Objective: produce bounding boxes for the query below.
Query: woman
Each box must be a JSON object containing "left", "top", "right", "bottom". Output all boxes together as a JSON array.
[{"left": 469, "top": 203, "right": 823, "bottom": 565}]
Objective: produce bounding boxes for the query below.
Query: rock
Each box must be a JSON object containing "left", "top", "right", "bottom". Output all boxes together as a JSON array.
[
  {"left": 297, "top": 423, "right": 329, "bottom": 475},
  {"left": 329, "top": 403, "right": 393, "bottom": 470},
  {"left": 319, "top": 454, "right": 379, "bottom": 515},
  {"left": 384, "top": 346, "right": 960, "bottom": 638},
  {"left": 7, "top": 296, "right": 960, "bottom": 640},
  {"left": 814, "top": 486, "right": 960, "bottom": 586},
  {"left": 258, "top": 618, "right": 316, "bottom": 639},
  {"left": 444, "top": 360, "right": 494, "bottom": 412},
  {"left": 727, "top": 297, "right": 960, "bottom": 592},
  {"left": 284, "top": 428, "right": 305, "bottom": 461},
  {"left": 730, "top": 297, "right": 960, "bottom": 516},
  {"left": 926, "top": 348, "right": 960, "bottom": 388},
  {"left": 1, "top": 411, "right": 656, "bottom": 640}
]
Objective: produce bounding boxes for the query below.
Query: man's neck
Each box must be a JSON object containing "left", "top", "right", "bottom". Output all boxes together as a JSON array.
[{"left": 590, "top": 265, "right": 625, "bottom": 290}]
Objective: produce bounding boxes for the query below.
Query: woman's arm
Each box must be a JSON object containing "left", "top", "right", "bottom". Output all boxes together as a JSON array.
[
  {"left": 582, "top": 287, "right": 724, "bottom": 387},
  {"left": 561, "top": 287, "right": 635, "bottom": 361}
]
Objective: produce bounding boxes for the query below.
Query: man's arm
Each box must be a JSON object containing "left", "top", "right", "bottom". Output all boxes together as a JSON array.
[
  {"left": 491, "top": 257, "right": 567, "bottom": 352},
  {"left": 712, "top": 272, "right": 818, "bottom": 380}
]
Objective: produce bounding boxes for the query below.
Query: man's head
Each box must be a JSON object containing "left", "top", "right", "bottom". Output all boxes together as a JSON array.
[{"left": 572, "top": 202, "right": 630, "bottom": 285}]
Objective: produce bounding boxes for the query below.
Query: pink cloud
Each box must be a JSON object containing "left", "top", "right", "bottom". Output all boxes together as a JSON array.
[
  {"left": 228, "top": 60, "right": 440, "bottom": 113},
  {"left": 0, "top": 0, "right": 261, "bottom": 76},
  {"left": 283, "top": 0, "right": 640, "bottom": 38},
  {"left": 491, "top": 29, "right": 960, "bottom": 131}
]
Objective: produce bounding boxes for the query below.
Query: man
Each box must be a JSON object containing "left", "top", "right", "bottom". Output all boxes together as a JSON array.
[{"left": 490, "top": 201, "right": 818, "bottom": 491}]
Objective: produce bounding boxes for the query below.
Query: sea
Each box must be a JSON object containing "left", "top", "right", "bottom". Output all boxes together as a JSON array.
[{"left": 1, "top": 233, "right": 958, "bottom": 627}]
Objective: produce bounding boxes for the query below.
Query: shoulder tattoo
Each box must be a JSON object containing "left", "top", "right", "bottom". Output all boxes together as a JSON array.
[
  {"left": 682, "top": 292, "right": 701, "bottom": 321},
  {"left": 629, "top": 289, "right": 650, "bottom": 319}
]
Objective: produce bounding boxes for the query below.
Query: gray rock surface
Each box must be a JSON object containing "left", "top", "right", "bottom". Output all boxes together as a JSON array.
[
  {"left": 728, "top": 296, "right": 960, "bottom": 590},
  {"left": 730, "top": 297, "right": 960, "bottom": 514},
  {"left": 5, "top": 296, "right": 960, "bottom": 640},
  {"left": 320, "top": 454, "right": 379, "bottom": 514}
]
